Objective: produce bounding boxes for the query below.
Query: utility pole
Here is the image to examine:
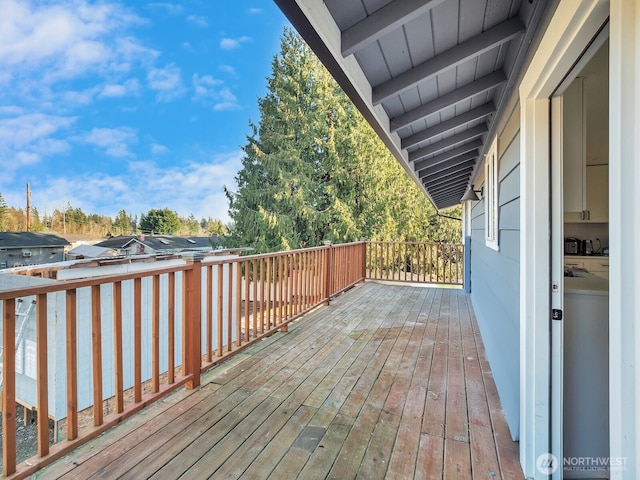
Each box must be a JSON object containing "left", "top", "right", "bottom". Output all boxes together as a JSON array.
[{"left": 26, "top": 183, "right": 31, "bottom": 232}]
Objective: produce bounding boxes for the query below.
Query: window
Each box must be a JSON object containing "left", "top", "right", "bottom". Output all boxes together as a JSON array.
[{"left": 484, "top": 137, "right": 499, "bottom": 250}]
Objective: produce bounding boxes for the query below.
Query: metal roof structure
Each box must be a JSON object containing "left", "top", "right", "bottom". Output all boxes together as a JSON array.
[{"left": 274, "top": 0, "right": 551, "bottom": 209}]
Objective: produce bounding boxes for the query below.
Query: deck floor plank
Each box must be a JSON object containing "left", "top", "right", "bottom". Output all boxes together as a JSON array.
[{"left": 34, "top": 282, "right": 523, "bottom": 480}]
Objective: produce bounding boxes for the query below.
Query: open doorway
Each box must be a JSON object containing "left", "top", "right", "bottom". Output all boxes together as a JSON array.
[{"left": 551, "top": 27, "right": 610, "bottom": 479}]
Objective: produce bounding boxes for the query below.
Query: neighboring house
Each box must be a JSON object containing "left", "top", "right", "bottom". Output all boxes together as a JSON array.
[
  {"left": 277, "top": 1, "right": 638, "bottom": 479},
  {"left": 95, "top": 234, "right": 221, "bottom": 256},
  {"left": 66, "top": 244, "right": 119, "bottom": 259},
  {"left": 0, "top": 232, "right": 70, "bottom": 269}
]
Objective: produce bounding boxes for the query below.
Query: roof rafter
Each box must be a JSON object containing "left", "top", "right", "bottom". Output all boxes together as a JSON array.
[
  {"left": 431, "top": 188, "right": 467, "bottom": 200},
  {"left": 408, "top": 124, "right": 487, "bottom": 162},
  {"left": 341, "top": 0, "right": 447, "bottom": 57},
  {"left": 401, "top": 103, "right": 494, "bottom": 150},
  {"left": 413, "top": 140, "right": 481, "bottom": 171},
  {"left": 420, "top": 159, "right": 476, "bottom": 181},
  {"left": 372, "top": 17, "right": 524, "bottom": 105},
  {"left": 424, "top": 169, "right": 473, "bottom": 189},
  {"left": 391, "top": 71, "right": 506, "bottom": 132}
]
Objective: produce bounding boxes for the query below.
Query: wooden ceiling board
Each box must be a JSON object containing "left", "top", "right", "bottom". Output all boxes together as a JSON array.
[
  {"left": 353, "top": 42, "right": 390, "bottom": 86},
  {"left": 459, "top": 0, "right": 489, "bottom": 43},
  {"left": 377, "top": 28, "right": 413, "bottom": 78},
  {"left": 430, "top": 0, "right": 460, "bottom": 56},
  {"left": 485, "top": 0, "right": 518, "bottom": 27},
  {"left": 402, "top": 11, "right": 436, "bottom": 66},
  {"left": 325, "top": 0, "right": 367, "bottom": 31}
]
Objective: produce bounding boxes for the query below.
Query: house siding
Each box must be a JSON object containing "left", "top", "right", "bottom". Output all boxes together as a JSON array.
[{"left": 469, "top": 106, "right": 521, "bottom": 440}]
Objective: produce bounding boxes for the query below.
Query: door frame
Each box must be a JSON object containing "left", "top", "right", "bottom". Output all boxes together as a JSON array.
[{"left": 518, "top": 1, "right": 609, "bottom": 478}]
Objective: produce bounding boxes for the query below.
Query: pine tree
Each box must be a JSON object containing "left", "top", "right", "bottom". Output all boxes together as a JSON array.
[
  {"left": 0, "top": 192, "right": 7, "bottom": 231},
  {"left": 225, "top": 28, "right": 461, "bottom": 253}
]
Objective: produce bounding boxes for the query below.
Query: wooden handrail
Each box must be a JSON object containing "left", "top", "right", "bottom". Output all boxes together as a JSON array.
[
  {"left": 0, "top": 241, "right": 367, "bottom": 478},
  {"left": 365, "top": 241, "right": 464, "bottom": 286}
]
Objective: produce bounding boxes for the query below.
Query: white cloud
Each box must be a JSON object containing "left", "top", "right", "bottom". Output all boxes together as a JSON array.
[
  {"left": 99, "top": 78, "right": 141, "bottom": 98},
  {"left": 27, "top": 152, "right": 242, "bottom": 222},
  {"left": 220, "top": 36, "right": 252, "bottom": 50},
  {"left": 247, "top": 8, "right": 263, "bottom": 14},
  {"left": 0, "top": 0, "right": 156, "bottom": 113},
  {"left": 148, "top": 63, "right": 185, "bottom": 102},
  {"left": 0, "top": 113, "right": 75, "bottom": 170},
  {"left": 147, "top": 3, "right": 184, "bottom": 15},
  {"left": 192, "top": 75, "right": 241, "bottom": 111},
  {"left": 81, "top": 127, "right": 137, "bottom": 157},
  {"left": 151, "top": 143, "right": 167, "bottom": 154},
  {"left": 192, "top": 74, "right": 223, "bottom": 98},
  {"left": 100, "top": 84, "right": 126, "bottom": 98},
  {"left": 186, "top": 15, "right": 208, "bottom": 27},
  {"left": 0, "top": 1, "right": 147, "bottom": 76},
  {"left": 218, "top": 65, "right": 237, "bottom": 77},
  {"left": 213, "top": 102, "right": 241, "bottom": 112}
]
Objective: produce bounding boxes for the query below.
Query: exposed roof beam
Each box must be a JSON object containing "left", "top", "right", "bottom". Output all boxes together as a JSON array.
[
  {"left": 431, "top": 191, "right": 467, "bottom": 204},
  {"left": 429, "top": 189, "right": 469, "bottom": 205},
  {"left": 421, "top": 159, "right": 476, "bottom": 181},
  {"left": 407, "top": 124, "right": 487, "bottom": 162},
  {"left": 372, "top": 17, "right": 524, "bottom": 104},
  {"left": 424, "top": 172, "right": 472, "bottom": 193},
  {"left": 423, "top": 169, "right": 473, "bottom": 189},
  {"left": 401, "top": 103, "right": 495, "bottom": 150},
  {"left": 390, "top": 72, "right": 506, "bottom": 132},
  {"left": 413, "top": 140, "right": 481, "bottom": 171},
  {"left": 418, "top": 151, "right": 478, "bottom": 178},
  {"left": 432, "top": 190, "right": 466, "bottom": 201},
  {"left": 341, "top": 0, "right": 447, "bottom": 57},
  {"left": 423, "top": 172, "right": 473, "bottom": 189}
]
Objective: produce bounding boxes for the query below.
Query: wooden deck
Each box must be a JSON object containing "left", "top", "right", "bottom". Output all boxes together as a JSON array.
[{"left": 33, "top": 282, "right": 523, "bottom": 480}]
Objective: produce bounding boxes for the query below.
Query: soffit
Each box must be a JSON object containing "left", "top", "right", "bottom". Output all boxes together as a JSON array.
[{"left": 274, "top": 0, "right": 549, "bottom": 210}]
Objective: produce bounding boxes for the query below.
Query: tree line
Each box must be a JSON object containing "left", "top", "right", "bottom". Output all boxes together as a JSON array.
[{"left": 0, "top": 194, "right": 227, "bottom": 238}]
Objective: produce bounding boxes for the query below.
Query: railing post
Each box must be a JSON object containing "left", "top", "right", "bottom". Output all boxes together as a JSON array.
[
  {"left": 464, "top": 236, "right": 471, "bottom": 293},
  {"left": 184, "top": 253, "right": 203, "bottom": 389},
  {"left": 361, "top": 238, "right": 367, "bottom": 281},
  {"left": 323, "top": 241, "right": 332, "bottom": 305},
  {"left": 3, "top": 298, "right": 17, "bottom": 476}
]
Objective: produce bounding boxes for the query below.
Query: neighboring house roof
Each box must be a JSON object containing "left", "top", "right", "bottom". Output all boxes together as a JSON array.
[
  {"left": 274, "top": 0, "right": 550, "bottom": 209},
  {"left": 95, "top": 235, "right": 220, "bottom": 252},
  {"left": 0, "top": 232, "right": 71, "bottom": 248},
  {"left": 67, "top": 244, "right": 119, "bottom": 258}
]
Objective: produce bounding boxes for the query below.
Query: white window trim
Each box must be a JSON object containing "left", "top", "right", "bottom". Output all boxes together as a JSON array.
[{"left": 484, "top": 136, "right": 499, "bottom": 251}]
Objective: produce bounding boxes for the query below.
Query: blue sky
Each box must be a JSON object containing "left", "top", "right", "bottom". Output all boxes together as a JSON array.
[{"left": 0, "top": 0, "right": 289, "bottom": 223}]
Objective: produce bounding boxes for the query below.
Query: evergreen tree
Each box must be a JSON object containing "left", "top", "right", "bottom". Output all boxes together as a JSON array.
[
  {"left": 225, "top": 29, "right": 461, "bottom": 252},
  {"left": 139, "top": 208, "right": 181, "bottom": 235},
  {"left": 0, "top": 193, "right": 7, "bottom": 231},
  {"left": 112, "top": 209, "right": 133, "bottom": 235}
]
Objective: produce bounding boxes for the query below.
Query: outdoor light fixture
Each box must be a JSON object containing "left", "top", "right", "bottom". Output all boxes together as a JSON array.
[{"left": 461, "top": 185, "right": 483, "bottom": 202}]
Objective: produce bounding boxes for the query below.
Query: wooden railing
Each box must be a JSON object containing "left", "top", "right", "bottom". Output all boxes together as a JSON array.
[
  {"left": 365, "top": 241, "right": 464, "bottom": 285},
  {"left": 0, "top": 240, "right": 462, "bottom": 478},
  {"left": 0, "top": 242, "right": 365, "bottom": 478}
]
